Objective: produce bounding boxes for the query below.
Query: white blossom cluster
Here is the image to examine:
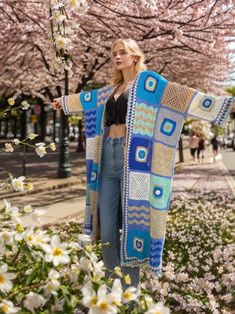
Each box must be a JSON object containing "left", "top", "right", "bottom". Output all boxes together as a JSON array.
[
  {"left": 49, "top": 0, "right": 89, "bottom": 74},
  {"left": 0, "top": 201, "right": 169, "bottom": 313},
  {"left": 143, "top": 190, "right": 234, "bottom": 313}
]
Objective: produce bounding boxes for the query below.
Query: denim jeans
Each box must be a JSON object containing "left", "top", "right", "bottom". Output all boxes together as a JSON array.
[{"left": 99, "top": 137, "right": 140, "bottom": 287}]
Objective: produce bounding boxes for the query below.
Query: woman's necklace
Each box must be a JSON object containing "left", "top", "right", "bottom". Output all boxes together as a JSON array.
[{"left": 118, "top": 80, "right": 133, "bottom": 94}]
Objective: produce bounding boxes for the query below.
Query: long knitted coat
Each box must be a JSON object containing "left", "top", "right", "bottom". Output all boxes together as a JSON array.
[{"left": 62, "top": 70, "right": 233, "bottom": 274}]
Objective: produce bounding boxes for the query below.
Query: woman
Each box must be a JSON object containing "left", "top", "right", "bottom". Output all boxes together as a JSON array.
[
  {"left": 53, "top": 38, "right": 234, "bottom": 287},
  {"left": 189, "top": 131, "right": 199, "bottom": 162},
  {"left": 197, "top": 134, "right": 206, "bottom": 163}
]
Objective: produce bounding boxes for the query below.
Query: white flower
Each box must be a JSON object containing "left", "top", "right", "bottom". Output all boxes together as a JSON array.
[
  {"left": 35, "top": 143, "right": 47, "bottom": 158},
  {"left": 68, "top": 241, "right": 82, "bottom": 251},
  {"left": 31, "top": 209, "right": 46, "bottom": 223},
  {"left": 21, "top": 100, "right": 30, "bottom": 110},
  {"left": 69, "top": 0, "right": 89, "bottom": 12},
  {"left": 145, "top": 302, "right": 170, "bottom": 314},
  {"left": 42, "top": 235, "right": 70, "bottom": 266},
  {"left": 12, "top": 139, "right": 20, "bottom": 145},
  {"left": 95, "top": 284, "right": 118, "bottom": 313},
  {"left": 114, "top": 267, "right": 123, "bottom": 278},
  {"left": 3, "top": 200, "right": 20, "bottom": 224},
  {"left": 55, "top": 35, "right": 72, "bottom": 49},
  {"left": 0, "top": 231, "right": 14, "bottom": 246},
  {"left": 24, "top": 205, "right": 33, "bottom": 213},
  {"left": 23, "top": 292, "right": 46, "bottom": 313},
  {"left": 48, "top": 269, "right": 60, "bottom": 281},
  {"left": 11, "top": 176, "right": 25, "bottom": 192},
  {"left": 109, "top": 279, "right": 123, "bottom": 307},
  {"left": 81, "top": 280, "right": 97, "bottom": 308},
  {"left": 78, "top": 256, "right": 93, "bottom": 272},
  {"left": 69, "top": 264, "right": 80, "bottom": 282},
  {"left": 0, "top": 264, "right": 17, "bottom": 293},
  {"left": 5, "top": 143, "right": 14, "bottom": 153},
  {"left": 49, "top": 142, "right": 56, "bottom": 151},
  {"left": 92, "top": 260, "right": 105, "bottom": 281},
  {"left": 7, "top": 98, "right": 15, "bottom": 106},
  {"left": 122, "top": 286, "right": 138, "bottom": 303},
  {"left": 28, "top": 133, "right": 38, "bottom": 140},
  {"left": 78, "top": 233, "right": 91, "bottom": 246},
  {"left": 33, "top": 230, "right": 50, "bottom": 247},
  {"left": 52, "top": 10, "right": 66, "bottom": 24},
  {"left": 0, "top": 299, "right": 21, "bottom": 313},
  {"left": 44, "top": 269, "right": 60, "bottom": 296}
]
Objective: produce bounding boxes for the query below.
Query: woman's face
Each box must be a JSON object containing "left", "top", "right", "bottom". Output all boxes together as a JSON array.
[{"left": 112, "top": 42, "right": 136, "bottom": 71}]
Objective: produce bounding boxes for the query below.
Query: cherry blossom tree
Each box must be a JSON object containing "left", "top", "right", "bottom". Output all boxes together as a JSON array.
[{"left": 0, "top": 0, "right": 235, "bottom": 101}]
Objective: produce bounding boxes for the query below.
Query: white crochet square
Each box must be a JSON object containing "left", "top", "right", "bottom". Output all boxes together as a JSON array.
[
  {"left": 188, "top": 92, "right": 221, "bottom": 122},
  {"left": 129, "top": 172, "right": 150, "bottom": 201},
  {"left": 86, "top": 138, "right": 95, "bottom": 160}
]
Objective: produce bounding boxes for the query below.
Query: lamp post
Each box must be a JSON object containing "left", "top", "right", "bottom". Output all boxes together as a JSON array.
[
  {"left": 76, "top": 116, "right": 84, "bottom": 152},
  {"left": 57, "top": 68, "right": 71, "bottom": 178}
]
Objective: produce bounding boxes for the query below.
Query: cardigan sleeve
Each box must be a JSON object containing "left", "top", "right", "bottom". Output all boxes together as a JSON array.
[
  {"left": 186, "top": 88, "right": 234, "bottom": 127},
  {"left": 61, "top": 93, "right": 83, "bottom": 115},
  {"left": 161, "top": 80, "right": 234, "bottom": 127}
]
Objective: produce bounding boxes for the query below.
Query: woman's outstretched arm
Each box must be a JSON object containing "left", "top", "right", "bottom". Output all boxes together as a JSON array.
[
  {"left": 186, "top": 88, "right": 234, "bottom": 127},
  {"left": 52, "top": 93, "right": 84, "bottom": 114},
  {"left": 160, "top": 79, "right": 234, "bottom": 126}
]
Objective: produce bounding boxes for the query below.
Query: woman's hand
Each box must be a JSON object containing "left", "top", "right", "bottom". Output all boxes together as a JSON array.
[{"left": 52, "top": 98, "right": 62, "bottom": 111}]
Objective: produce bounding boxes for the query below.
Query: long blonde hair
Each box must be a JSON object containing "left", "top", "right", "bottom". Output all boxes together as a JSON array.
[{"left": 110, "top": 38, "right": 147, "bottom": 86}]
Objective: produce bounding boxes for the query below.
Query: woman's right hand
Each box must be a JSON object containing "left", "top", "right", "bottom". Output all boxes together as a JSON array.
[{"left": 52, "top": 98, "right": 62, "bottom": 111}]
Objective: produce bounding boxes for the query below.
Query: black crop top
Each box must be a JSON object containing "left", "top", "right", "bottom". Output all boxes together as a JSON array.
[{"left": 105, "top": 88, "right": 129, "bottom": 127}]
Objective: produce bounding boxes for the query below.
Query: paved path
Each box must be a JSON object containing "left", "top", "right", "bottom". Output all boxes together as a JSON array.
[{"left": 1, "top": 142, "right": 234, "bottom": 227}]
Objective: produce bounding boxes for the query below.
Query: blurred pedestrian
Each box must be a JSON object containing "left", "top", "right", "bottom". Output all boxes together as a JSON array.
[
  {"left": 189, "top": 132, "right": 199, "bottom": 161},
  {"left": 211, "top": 135, "right": 219, "bottom": 155},
  {"left": 197, "top": 134, "right": 205, "bottom": 163}
]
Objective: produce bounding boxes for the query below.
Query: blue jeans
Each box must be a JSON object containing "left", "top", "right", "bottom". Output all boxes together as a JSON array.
[{"left": 99, "top": 137, "right": 140, "bottom": 287}]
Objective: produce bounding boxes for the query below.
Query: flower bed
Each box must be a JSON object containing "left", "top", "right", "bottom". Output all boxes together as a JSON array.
[{"left": 142, "top": 190, "right": 235, "bottom": 314}]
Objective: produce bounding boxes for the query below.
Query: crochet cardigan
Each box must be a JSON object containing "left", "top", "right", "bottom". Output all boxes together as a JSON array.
[{"left": 62, "top": 70, "right": 233, "bottom": 274}]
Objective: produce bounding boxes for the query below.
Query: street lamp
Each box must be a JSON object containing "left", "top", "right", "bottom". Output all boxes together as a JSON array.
[
  {"left": 58, "top": 69, "right": 71, "bottom": 178},
  {"left": 77, "top": 115, "right": 84, "bottom": 152}
]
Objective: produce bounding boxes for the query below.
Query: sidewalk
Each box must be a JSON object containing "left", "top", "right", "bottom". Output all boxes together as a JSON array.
[{"left": 0, "top": 142, "right": 234, "bottom": 226}]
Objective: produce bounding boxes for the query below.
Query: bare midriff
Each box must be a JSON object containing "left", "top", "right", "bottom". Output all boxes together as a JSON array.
[{"left": 108, "top": 124, "right": 126, "bottom": 138}]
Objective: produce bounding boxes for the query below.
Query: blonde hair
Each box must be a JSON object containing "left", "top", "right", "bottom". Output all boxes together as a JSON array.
[{"left": 110, "top": 38, "right": 147, "bottom": 86}]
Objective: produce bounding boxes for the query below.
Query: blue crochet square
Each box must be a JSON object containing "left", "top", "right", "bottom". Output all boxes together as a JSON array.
[
  {"left": 90, "top": 162, "right": 98, "bottom": 191},
  {"left": 95, "top": 106, "right": 105, "bottom": 135},
  {"left": 150, "top": 237, "right": 165, "bottom": 268},
  {"left": 129, "top": 137, "right": 152, "bottom": 172},
  {"left": 125, "top": 227, "right": 150, "bottom": 260},
  {"left": 160, "top": 118, "right": 176, "bottom": 136},
  {"left": 135, "top": 71, "right": 167, "bottom": 107},
  {"left": 200, "top": 96, "right": 215, "bottom": 111},
  {"left": 80, "top": 89, "right": 97, "bottom": 111},
  {"left": 84, "top": 108, "right": 96, "bottom": 138},
  {"left": 149, "top": 175, "right": 172, "bottom": 210},
  {"left": 154, "top": 108, "right": 184, "bottom": 147}
]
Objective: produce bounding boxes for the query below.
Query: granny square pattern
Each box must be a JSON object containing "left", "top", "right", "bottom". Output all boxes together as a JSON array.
[
  {"left": 161, "top": 82, "right": 195, "bottom": 113},
  {"left": 62, "top": 70, "right": 234, "bottom": 275},
  {"left": 151, "top": 142, "right": 175, "bottom": 177},
  {"left": 154, "top": 108, "right": 184, "bottom": 147},
  {"left": 149, "top": 175, "right": 172, "bottom": 210},
  {"left": 188, "top": 92, "right": 221, "bottom": 122},
  {"left": 129, "top": 172, "right": 150, "bottom": 201},
  {"left": 129, "top": 137, "right": 152, "bottom": 172},
  {"left": 150, "top": 208, "right": 168, "bottom": 239},
  {"left": 133, "top": 102, "right": 156, "bottom": 137}
]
